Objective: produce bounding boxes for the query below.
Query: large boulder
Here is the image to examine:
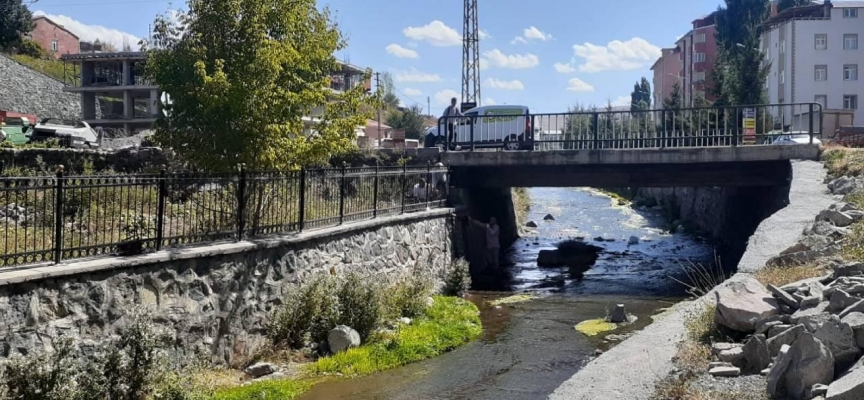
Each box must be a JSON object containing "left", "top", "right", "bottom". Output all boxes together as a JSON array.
[
  {"left": 538, "top": 241, "right": 602, "bottom": 269},
  {"left": 830, "top": 290, "right": 859, "bottom": 313},
  {"left": 328, "top": 325, "right": 361, "bottom": 354},
  {"left": 768, "top": 325, "right": 806, "bottom": 356},
  {"left": 828, "top": 176, "right": 864, "bottom": 196},
  {"left": 834, "top": 263, "right": 864, "bottom": 280},
  {"left": 840, "top": 312, "right": 864, "bottom": 349},
  {"left": 715, "top": 277, "right": 781, "bottom": 332},
  {"left": 743, "top": 334, "right": 771, "bottom": 372},
  {"left": 814, "top": 316, "right": 861, "bottom": 371},
  {"left": 244, "top": 362, "right": 276, "bottom": 378},
  {"left": 771, "top": 332, "right": 835, "bottom": 400},
  {"left": 826, "top": 363, "right": 864, "bottom": 400},
  {"left": 817, "top": 209, "right": 856, "bottom": 228}
]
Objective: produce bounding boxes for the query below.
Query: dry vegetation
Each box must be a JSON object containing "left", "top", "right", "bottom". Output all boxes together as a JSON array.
[
  {"left": 753, "top": 263, "right": 828, "bottom": 288},
  {"left": 823, "top": 147, "right": 864, "bottom": 178}
]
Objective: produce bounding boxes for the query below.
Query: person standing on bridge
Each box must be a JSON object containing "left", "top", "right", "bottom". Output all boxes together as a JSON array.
[
  {"left": 442, "top": 97, "right": 463, "bottom": 149},
  {"left": 469, "top": 216, "right": 500, "bottom": 269}
]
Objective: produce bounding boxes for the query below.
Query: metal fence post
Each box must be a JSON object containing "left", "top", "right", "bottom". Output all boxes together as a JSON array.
[
  {"left": 469, "top": 119, "right": 475, "bottom": 152},
  {"left": 400, "top": 163, "right": 407, "bottom": 214},
  {"left": 236, "top": 164, "right": 246, "bottom": 240},
  {"left": 53, "top": 165, "right": 64, "bottom": 264},
  {"left": 372, "top": 161, "right": 379, "bottom": 218},
  {"left": 592, "top": 112, "right": 600, "bottom": 150},
  {"left": 660, "top": 110, "right": 667, "bottom": 148},
  {"left": 808, "top": 103, "right": 815, "bottom": 145},
  {"left": 155, "top": 168, "right": 167, "bottom": 250},
  {"left": 426, "top": 161, "right": 431, "bottom": 209},
  {"left": 298, "top": 167, "right": 306, "bottom": 231},
  {"left": 339, "top": 163, "right": 346, "bottom": 225}
]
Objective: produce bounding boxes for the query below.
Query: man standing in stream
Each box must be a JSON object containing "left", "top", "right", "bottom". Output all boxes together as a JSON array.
[{"left": 469, "top": 216, "right": 500, "bottom": 270}]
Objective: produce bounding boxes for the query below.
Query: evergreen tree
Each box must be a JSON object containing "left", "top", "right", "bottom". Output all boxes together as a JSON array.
[
  {"left": 714, "top": 0, "right": 771, "bottom": 105},
  {"left": 0, "top": 0, "right": 33, "bottom": 51},
  {"left": 380, "top": 72, "right": 400, "bottom": 109}
]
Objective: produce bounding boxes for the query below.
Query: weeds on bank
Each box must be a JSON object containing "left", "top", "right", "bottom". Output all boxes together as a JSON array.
[
  {"left": 511, "top": 188, "right": 531, "bottom": 225},
  {"left": 670, "top": 260, "right": 727, "bottom": 298},
  {"left": 754, "top": 263, "right": 827, "bottom": 288},
  {"left": 824, "top": 147, "right": 864, "bottom": 178}
]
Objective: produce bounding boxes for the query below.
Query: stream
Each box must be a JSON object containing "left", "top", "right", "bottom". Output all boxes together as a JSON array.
[{"left": 300, "top": 188, "right": 715, "bottom": 400}]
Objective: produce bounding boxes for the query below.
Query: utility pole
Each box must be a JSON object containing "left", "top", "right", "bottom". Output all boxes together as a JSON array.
[
  {"left": 427, "top": 96, "right": 431, "bottom": 116},
  {"left": 375, "top": 72, "right": 382, "bottom": 148}
]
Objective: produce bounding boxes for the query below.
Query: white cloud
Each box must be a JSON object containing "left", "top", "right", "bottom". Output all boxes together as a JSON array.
[
  {"left": 485, "top": 97, "right": 497, "bottom": 106},
  {"left": 567, "top": 78, "right": 594, "bottom": 92},
  {"left": 511, "top": 26, "right": 552, "bottom": 44},
  {"left": 482, "top": 49, "right": 539, "bottom": 69},
  {"left": 554, "top": 62, "right": 576, "bottom": 73},
  {"left": 484, "top": 78, "right": 524, "bottom": 90},
  {"left": 434, "top": 89, "right": 460, "bottom": 106},
  {"left": 394, "top": 69, "right": 443, "bottom": 83},
  {"left": 479, "top": 58, "right": 490, "bottom": 70},
  {"left": 571, "top": 37, "right": 662, "bottom": 73},
  {"left": 479, "top": 30, "right": 491, "bottom": 40},
  {"left": 403, "top": 87, "right": 423, "bottom": 96},
  {"left": 386, "top": 44, "right": 418, "bottom": 59},
  {"left": 403, "top": 21, "right": 461, "bottom": 47},
  {"left": 33, "top": 11, "right": 142, "bottom": 50},
  {"left": 611, "top": 96, "right": 632, "bottom": 107}
]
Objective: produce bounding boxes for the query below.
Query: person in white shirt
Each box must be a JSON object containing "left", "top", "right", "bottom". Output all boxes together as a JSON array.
[{"left": 441, "top": 97, "right": 463, "bottom": 147}]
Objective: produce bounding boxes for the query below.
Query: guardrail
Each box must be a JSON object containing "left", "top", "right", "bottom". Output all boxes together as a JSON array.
[
  {"left": 436, "top": 103, "right": 823, "bottom": 151},
  {"left": 0, "top": 164, "right": 449, "bottom": 268}
]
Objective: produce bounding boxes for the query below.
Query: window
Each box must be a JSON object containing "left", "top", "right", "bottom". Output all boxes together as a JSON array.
[
  {"left": 780, "top": 40, "right": 786, "bottom": 53},
  {"left": 780, "top": 71, "right": 786, "bottom": 84},
  {"left": 694, "top": 71, "right": 706, "bottom": 82},
  {"left": 845, "top": 34, "right": 859, "bottom": 50},
  {"left": 845, "top": 64, "right": 859, "bottom": 81},
  {"left": 51, "top": 40, "right": 58, "bottom": 52},
  {"left": 815, "top": 95, "right": 827, "bottom": 108},
  {"left": 844, "top": 95, "right": 858, "bottom": 110},
  {"left": 815, "top": 34, "right": 828, "bottom": 50},
  {"left": 843, "top": 8, "right": 859, "bottom": 18},
  {"left": 693, "top": 53, "right": 706, "bottom": 63},
  {"left": 695, "top": 33, "right": 706, "bottom": 43},
  {"left": 815, "top": 65, "right": 828, "bottom": 81}
]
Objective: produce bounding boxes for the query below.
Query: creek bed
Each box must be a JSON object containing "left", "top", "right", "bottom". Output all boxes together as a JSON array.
[{"left": 300, "top": 188, "right": 714, "bottom": 399}]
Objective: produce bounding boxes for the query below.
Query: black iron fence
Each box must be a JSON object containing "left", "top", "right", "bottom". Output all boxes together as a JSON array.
[
  {"left": 437, "top": 103, "right": 823, "bottom": 151},
  {"left": 0, "top": 164, "right": 449, "bottom": 268}
]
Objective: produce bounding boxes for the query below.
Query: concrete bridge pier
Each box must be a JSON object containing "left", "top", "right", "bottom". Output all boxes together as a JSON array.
[{"left": 451, "top": 187, "right": 519, "bottom": 280}]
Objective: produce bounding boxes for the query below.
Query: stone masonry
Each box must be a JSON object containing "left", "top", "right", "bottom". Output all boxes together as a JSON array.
[{"left": 0, "top": 210, "right": 454, "bottom": 364}]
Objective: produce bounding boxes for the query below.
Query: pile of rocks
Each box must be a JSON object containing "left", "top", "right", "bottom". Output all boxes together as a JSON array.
[{"left": 1, "top": 203, "right": 31, "bottom": 226}]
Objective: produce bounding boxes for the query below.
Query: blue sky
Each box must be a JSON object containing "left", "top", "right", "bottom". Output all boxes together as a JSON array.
[{"left": 31, "top": 0, "right": 723, "bottom": 113}]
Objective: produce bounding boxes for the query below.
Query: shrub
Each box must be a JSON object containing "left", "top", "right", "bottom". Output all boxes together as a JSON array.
[
  {"left": 269, "top": 275, "right": 339, "bottom": 348},
  {"left": 384, "top": 269, "right": 436, "bottom": 320},
  {"left": 336, "top": 273, "right": 383, "bottom": 341},
  {"left": 16, "top": 38, "right": 48, "bottom": 59},
  {"left": 1, "top": 337, "right": 78, "bottom": 400},
  {"left": 443, "top": 258, "right": 472, "bottom": 296}
]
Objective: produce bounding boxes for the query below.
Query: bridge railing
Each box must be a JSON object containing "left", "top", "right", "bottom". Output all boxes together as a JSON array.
[
  {"left": 437, "top": 103, "right": 822, "bottom": 151},
  {"left": 0, "top": 164, "right": 449, "bottom": 268}
]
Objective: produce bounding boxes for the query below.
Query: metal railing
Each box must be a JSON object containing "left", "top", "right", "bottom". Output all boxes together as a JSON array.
[
  {"left": 437, "top": 103, "right": 823, "bottom": 151},
  {"left": 0, "top": 164, "right": 449, "bottom": 268}
]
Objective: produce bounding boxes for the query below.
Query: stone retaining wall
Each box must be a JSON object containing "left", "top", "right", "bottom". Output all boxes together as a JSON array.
[{"left": 0, "top": 209, "right": 455, "bottom": 364}]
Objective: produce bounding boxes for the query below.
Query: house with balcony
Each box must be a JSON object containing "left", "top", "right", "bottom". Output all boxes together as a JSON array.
[{"left": 674, "top": 12, "right": 720, "bottom": 107}]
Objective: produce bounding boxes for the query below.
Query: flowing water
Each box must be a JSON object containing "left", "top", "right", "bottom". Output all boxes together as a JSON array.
[{"left": 300, "top": 188, "right": 714, "bottom": 400}]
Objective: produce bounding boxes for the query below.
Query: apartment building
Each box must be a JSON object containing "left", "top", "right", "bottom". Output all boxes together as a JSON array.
[
  {"left": 762, "top": 1, "right": 863, "bottom": 125},
  {"left": 674, "top": 12, "right": 720, "bottom": 107},
  {"left": 651, "top": 48, "right": 681, "bottom": 107}
]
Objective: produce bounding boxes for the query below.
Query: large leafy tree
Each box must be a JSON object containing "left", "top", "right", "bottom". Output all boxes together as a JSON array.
[
  {"left": 144, "top": 0, "right": 375, "bottom": 171},
  {"left": 714, "top": 0, "right": 771, "bottom": 105},
  {"left": 386, "top": 104, "right": 425, "bottom": 140},
  {"left": 380, "top": 72, "right": 400, "bottom": 110},
  {"left": 0, "top": 0, "right": 33, "bottom": 51}
]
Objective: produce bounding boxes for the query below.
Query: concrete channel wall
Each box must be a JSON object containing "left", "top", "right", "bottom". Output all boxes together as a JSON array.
[
  {"left": 548, "top": 160, "right": 835, "bottom": 400},
  {"left": 0, "top": 209, "right": 455, "bottom": 364}
]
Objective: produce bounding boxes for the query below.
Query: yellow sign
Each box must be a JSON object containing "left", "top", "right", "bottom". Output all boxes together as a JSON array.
[{"left": 744, "top": 120, "right": 756, "bottom": 129}]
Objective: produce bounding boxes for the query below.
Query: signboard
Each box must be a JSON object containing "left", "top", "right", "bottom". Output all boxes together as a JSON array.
[
  {"left": 743, "top": 108, "right": 756, "bottom": 144},
  {"left": 460, "top": 102, "right": 477, "bottom": 112}
]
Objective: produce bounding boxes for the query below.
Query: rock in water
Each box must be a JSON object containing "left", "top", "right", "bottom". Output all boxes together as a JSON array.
[
  {"left": 715, "top": 277, "right": 781, "bottom": 332},
  {"left": 544, "top": 214, "right": 555, "bottom": 221},
  {"left": 525, "top": 221, "right": 538, "bottom": 228},
  {"left": 609, "top": 304, "right": 628, "bottom": 323},
  {"left": 783, "top": 332, "right": 835, "bottom": 400},
  {"left": 245, "top": 362, "right": 276, "bottom": 378},
  {"left": 328, "top": 325, "right": 361, "bottom": 354},
  {"left": 628, "top": 236, "right": 639, "bottom": 245}
]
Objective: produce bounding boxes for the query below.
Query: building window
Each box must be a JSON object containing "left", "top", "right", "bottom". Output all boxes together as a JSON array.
[
  {"left": 695, "top": 33, "right": 706, "bottom": 43},
  {"left": 844, "top": 95, "right": 858, "bottom": 110},
  {"left": 51, "top": 40, "right": 58, "bottom": 52},
  {"left": 694, "top": 71, "right": 706, "bottom": 82},
  {"left": 843, "top": 8, "right": 859, "bottom": 18},
  {"left": 815, "top": 95, "right": 827, "bottom": 108},
  {"left": 815, "top": 65, "right": 828, "bottom": 81},
  {"left": 693, "top": 53, "right": 706, "bottom": 63},
  {"left": 845, "top": 65, "right": 859, "bottom": 81},
  {"left": 845, "top": 34, "right": 859, "bottom": 50},
  {"left": 780, "top": 40, "right": 786, "bottom": 53},
  {"left": 780, "top": 71, "right": 786, "bottom": 84},
  {"left": 815, "top": 34, "right": 828, "bottom": 50}
]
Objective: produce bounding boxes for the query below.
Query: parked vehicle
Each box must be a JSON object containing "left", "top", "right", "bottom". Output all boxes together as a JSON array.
[
  {"left": 426, "top": 105, "right": 533, "bottom": 150},
  {"left": 29, "top": 118, "right": 100, "bottom": 148},
  {"left": 0, "top": 116, "right": 33, "bottom": 145},
  {"left": 772, "top": 131, "right": 822, "bottom": 145}
]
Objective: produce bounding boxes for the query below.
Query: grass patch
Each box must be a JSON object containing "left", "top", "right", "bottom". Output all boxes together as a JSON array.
[
  {"left": 753, "top": 263, "right": 827, "bottom": 288},
  {"left": 842, "top": 223, "right": 864, "bottom": 262},
  {"left": 684, "top": 304, "right": 723, "bottom": 344},
  {"left": 846, "top": 192, "right": 864, "bottom": 211},
  {"left": 9, "top": 54, "right": 67, "bottom": 82},
  {"left": 213, "top": 296, "right": 480, "bottom": 398},
  {"left": 824, "top": 148, "right": 864, "bottom": 178},
  {"left": 651, "top": 372, "right": 708, "bottom": 400},
  {"left": 511, "top": 188, "right": 530, "bottom": 225},
  {"left": 489, "top": 294, "right": 534, "bottom": 306},
  {"left": 674, "top": 341, "right": 712, "bottom": 372}
]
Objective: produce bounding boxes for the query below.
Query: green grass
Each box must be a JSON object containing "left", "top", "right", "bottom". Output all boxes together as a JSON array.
[
  {"left": 211, "top": 296, "right": 481, "bottom": 399},
  {"left": 824, "top": 148, "right": 864, "bottom": 178},
  {"left": 9, "top": 54, "right": 67, "bottom": 82}
]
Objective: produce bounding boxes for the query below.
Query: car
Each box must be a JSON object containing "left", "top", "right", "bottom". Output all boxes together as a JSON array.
[
  {"left": 772, "top": 131, "right": 821, "bottom": 145},
  {"left": 29, "top": 118, "right": 100, "bottom": 148},
  {"left": 425, "top": 105, "right": 533, "bottom": 150}
]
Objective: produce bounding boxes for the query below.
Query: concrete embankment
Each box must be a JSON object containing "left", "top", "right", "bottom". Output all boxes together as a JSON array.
[{"left": 548, "top": 160, "right": 835, "bottom": 400}]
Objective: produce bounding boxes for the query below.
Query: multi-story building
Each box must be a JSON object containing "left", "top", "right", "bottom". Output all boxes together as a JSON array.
[
  {"left": 651, "top": 47, "right": 681, "bottom": 107},
  {"left": 674, "top": 12, "right": 720, "bottom": 106},
  {"left": 28, "top": 16, "right": 79, "bottom": 59},
  {"left": 762, "top": 1, "right": 863, "bottom": 126}
]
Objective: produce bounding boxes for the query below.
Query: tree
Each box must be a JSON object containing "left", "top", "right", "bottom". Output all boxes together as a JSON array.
[
  {"left": 777, "top": 0, "right": 810, "bottom": 12},
  {"left": 0, "top": 0, "right": 33, "bottom": 51},
  {"left": 380, "top": 72, "right": 400, "bottom": 109},
  {"left": 144, "top": 0, "right": 375, "bottom": 171},
  {"left": 630, "top": 77, "right": 652, "bottom": 112},
  {"left": 714, "top": 0, "right": 771, "bottom": 105},
  {"left": 386, "top": 104, "right": 425, "bottom": 140}
]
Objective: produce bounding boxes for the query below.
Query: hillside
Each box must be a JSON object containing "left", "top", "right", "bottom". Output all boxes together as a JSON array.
[{"left": 0, "top": 53, "right": 81, "bottom": 120}]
